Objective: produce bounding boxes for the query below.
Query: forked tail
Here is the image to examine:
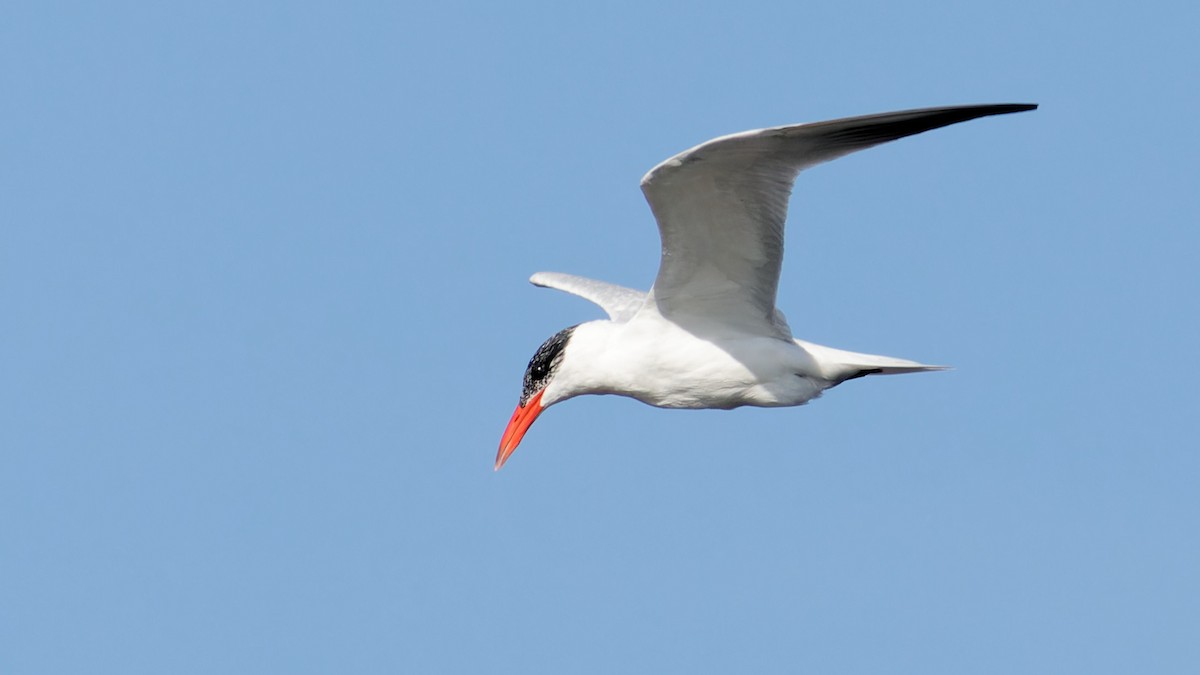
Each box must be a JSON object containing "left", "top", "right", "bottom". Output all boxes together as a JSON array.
[{"left": 795, "top": 339, "right": 949, "bottom": 383}]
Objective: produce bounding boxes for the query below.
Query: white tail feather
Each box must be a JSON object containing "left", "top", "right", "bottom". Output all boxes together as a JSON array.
[{"left": 794, "top": 339, "right": 948, "bottom": 380}]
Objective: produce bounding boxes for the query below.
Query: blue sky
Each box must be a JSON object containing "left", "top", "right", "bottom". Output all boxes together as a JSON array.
[{"left": 3, "top": 1, "right": 1198, "bottom": 673}]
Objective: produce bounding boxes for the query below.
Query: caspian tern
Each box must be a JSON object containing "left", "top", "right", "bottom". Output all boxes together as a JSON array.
[{"left": 497, "top": 103, "right": 1036, "bottom": 470}]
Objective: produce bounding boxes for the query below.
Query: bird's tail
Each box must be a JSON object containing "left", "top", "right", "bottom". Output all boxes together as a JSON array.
[{"left": 795, "top": 339, "right": 949, "bottom": 382}]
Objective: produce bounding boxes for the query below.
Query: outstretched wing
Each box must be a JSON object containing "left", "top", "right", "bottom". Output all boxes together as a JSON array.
[
  {"left": 530, "top": 271, "right": 646, "bottom": 323},
  {"left": 638, "top": 103, "right": 1037, "bottom": 336}
]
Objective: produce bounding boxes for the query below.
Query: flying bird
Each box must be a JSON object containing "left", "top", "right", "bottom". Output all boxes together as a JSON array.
[{"left": 497, "top": 103, "right": 1036, "bottom": 470}]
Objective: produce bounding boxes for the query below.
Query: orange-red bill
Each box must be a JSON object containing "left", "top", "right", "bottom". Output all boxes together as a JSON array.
[{"left": 495, "top": 390, "right": 545, "bottom": 471}]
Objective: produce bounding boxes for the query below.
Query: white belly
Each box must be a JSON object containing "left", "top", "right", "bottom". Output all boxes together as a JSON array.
[{"left": 559, "top": 318, "right": 830, "bottom": 409}]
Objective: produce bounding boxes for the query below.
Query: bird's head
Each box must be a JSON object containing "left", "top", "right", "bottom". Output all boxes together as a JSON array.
[{"left": 495, "top": 325, "right": 580, "bottom": 470}]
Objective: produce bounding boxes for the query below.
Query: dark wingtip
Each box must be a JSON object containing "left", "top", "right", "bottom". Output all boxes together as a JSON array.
[
  {"left": 816, "top": 103, "right": 1040, "bottom": 151},
  {"left": 928, "top": 102, "right": 1038, "bottom": 119}
]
